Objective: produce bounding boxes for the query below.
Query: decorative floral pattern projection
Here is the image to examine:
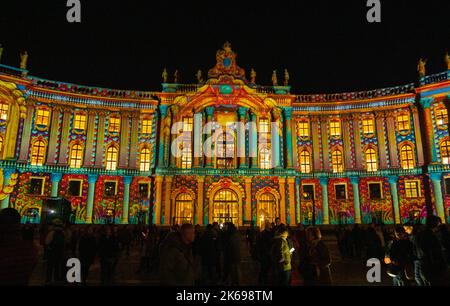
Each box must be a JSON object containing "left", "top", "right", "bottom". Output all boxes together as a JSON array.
[
  {"left": 93, "top": 175, "right": 124, "bottom": 224},
  {"left": 58, "top": 174, "right": 88, "bottom": 223},
  {"left": 359, "top": 177, "right": 393, "bottom": 224},
  {"left": 299, "top": 179, "right": 323, "bottom": 225},
  {"left": 251, "top": 176, "right": 279, "bottom": 222},
  {"left": 204, "top": 175, "right": 244, "bottom": 219},
  {"left": 398, "top": 176, "right": 426, "bottom": 223},
  {"left": 128, "top": 177, "right": 152, "bottom": 224},
  {"left": 327, "top": 178, "right": 355, "bottom": 224},
  {"left": 160, "top": 176, "right": 198, "bottom": 222},
  {"left": 10, "top": 172, "right": 51, "bottom": 223}
]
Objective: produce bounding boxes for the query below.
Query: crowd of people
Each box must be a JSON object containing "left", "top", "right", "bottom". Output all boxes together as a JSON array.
[{"left": 1, "top": 206, "right": 450, "bottom": 286}]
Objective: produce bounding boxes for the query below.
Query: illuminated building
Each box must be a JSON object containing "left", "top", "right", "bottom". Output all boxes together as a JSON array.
[{"left": 0, "top": 42, "right": 449, "bottom": 225}]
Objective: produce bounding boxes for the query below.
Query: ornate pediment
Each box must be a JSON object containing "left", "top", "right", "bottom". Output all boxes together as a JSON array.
[{"left": 207, "top": 42, "right": 246, "bottom": 82}]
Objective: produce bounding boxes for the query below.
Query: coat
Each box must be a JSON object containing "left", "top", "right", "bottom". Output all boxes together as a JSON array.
[{"left": 272, "top": 236, "right": 292, "bottom": 272}]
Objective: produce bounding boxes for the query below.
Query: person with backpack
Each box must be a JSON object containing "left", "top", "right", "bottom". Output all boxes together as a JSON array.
[{"left": 45, "top": 219, "right": 66, "bottom": 284}]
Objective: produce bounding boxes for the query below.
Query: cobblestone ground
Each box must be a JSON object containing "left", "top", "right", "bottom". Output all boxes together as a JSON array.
[{"left": 29, "top": 232, "right": 391, "bottom": 286}]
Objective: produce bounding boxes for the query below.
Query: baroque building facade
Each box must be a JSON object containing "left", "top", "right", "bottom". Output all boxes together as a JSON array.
[{"left": 0, "top": 43, "right": 449, "bottom": 226}]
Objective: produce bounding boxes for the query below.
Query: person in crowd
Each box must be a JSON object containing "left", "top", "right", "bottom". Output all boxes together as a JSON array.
[
  {"left": 273, "top": 218, "right": 281, "bottom": 234},
  {"left": 223, "top": 223, "right": 241, "bottom": 286},
  {"left": 78, "top": 225, "right": 97, "bottom": 285},
  {"left": 271, "top": 224, "right": 292, "bottom": 286},
  {"left": 118, "top": 225, "right": 132, "bottom": 257},
  {"left": 98, "top": 226, "right": 120, "bottom": 285},
  {"left": 436, "top": 223, "right": 450, "bottom": 266},
  {"left": 335, "top": 224, "right": 347, "bottom": 259},
  {"left": 44, "top": 219, "right": 66, "bottom": 284},
  {"left": 385, "top": 226, "right": 414, "bottom": 286},
  {"left": 351, "top": 224, "right": 363, "bottom": 260},
  {"left": 212, "top": 222, "right": 224, "bottom": 280},
  {"left": 299, "top": 226, "right": 332, "bottom": 286},
  {"left": 21, "top": 223, "right": 34, "bottom": 241},
  {"left": 246, "top": 221, "right": 257, "bottom": 256},
  {"left": 0, "top": 208, "right": 38, "bottom": 286},
  {"left": 365, "top": 224, "right": 384, "bottom": 261},
  {"left": 137, "top": 226, "right": 156, "bottom": 275},
  {"left": 256, "top": 221, "right": 274, "bottom": 285},
  {"left": 200, "top": 224, "right": 218, "bottom": 285}
]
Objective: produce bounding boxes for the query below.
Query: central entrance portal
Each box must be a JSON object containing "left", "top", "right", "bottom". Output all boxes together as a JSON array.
[{"left": 212, "top": 189, "right": 239, "bottom": 225}]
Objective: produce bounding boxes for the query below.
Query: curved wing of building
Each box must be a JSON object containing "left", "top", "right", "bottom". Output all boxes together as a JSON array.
[{"left": 0, "top": 43, "right": 449, "bottom": 226}]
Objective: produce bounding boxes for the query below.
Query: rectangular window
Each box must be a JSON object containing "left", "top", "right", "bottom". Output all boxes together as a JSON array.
[
  {"left": 368, "top": 182, "right": 383, "bottom": 199},
  {"left": 297, "top": 121, "right": 310, "bottom": 138},
  {"left": 259, "top": 118, "right": 270, "bottom": 134},
  {"left": 68, "top": 179, "right": 82, "bottom": 197},
  {"left": 0, "top": 103, "right": 8, "bottom": 120},
  {"left": 104, "top": 181, "right": 117, "bottom": 197},
  {"left": 436, "top": 108, "right": 448, "bottom": 127},
  {"left": 29, "top": 177, "right": 45, "bottom": 195},
  {"left": 329, "top": 120, "right": 341, "bottom": 138},
  {"left": 108, "top": 117, "right": 121, "bottom": 133},
  {"left": 182, "top": 117, "right": 193, "bottom": 132},
  {"left": 405, "top": 180, "right": 420, "bottom": 198},
  {"left": 397, "top": 114, "right": 410, "bottom": 132},
  {"left": 141, "top": 119, "right": 152, "bottom": 134},
  {"left": 138, "top": 182, "right": 150, "bottom": 198},
  {"left": 362, "top": 118, "right": 375, "bottom": 136},
  {"left": 302, "top": 184, "right": 315, "bottom": 200},
  {"left": 335, "top": 184, "right": 347, "bottom": 200},
  {"left": 445, "top": 178, "right": 450, "bottom": 195},
  {"left": 73, "top": 113, "right": 87, "bottom": 130},
  {"left": 35, "top": 109, "right": 50, "bottom": 126}
]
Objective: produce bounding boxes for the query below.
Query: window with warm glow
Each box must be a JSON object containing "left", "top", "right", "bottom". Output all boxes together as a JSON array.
[
  {"left": 31, "top": 140, "right": 46, "bottom": 166},
  {"left": 299, "top": 150, "right": 311, "bottom": 173},
  {"left": 35, "top": 108, "right": 50, "bottom": 126},
  {"left": 329, "top": 120, "right": 341, "bottom": 138},
  {"left": 0, "top": 103, "right": 8, "bottom": 120},
  {"left": 69, "top": 144, "right": 83, "bottom": 168},
  {"left": 259, "top": 147, "right": 271, "bottom": 169},
  {"left": 216, "top": 132, "right": 235, "bottom": 169},
  {"left": 105, "top": 146, "right": 118, "bottom": 170},
  {"left": 182, "top": 117, "right": 193, "bottom": 132},
  {"left": 108, "top": 117, "right": 121, "bottom": 133},
  {"left": 405, "top": 180, "right": 420, "bottom": 198},
  {"left": 365, "top": 148, "right": 378, "bottom": 172},
  {"left": 180, "top": 145, "right": 192, "bottom": 169},
  {"left": 0, "top": 136, "right": 3, "bottom": 157},
  {"left": 259, "top": 193, "right": 279, "bottom": 224},
  {"left": 297, "top": 121, "right": 309, "bottom": 138},
  {"left": 141, "top": 118, "right": 152, "bottom": 134},
  {"left": 397, "top": 114, "right": 410, "bottom": 132},
  {"left": 362, "top": 118, "right": 375, "bottom": 136},
  {"left": 400, "top": 144, "right": 415, "bottom": 169},
  {"left": 73, "top": 113, "right": 87, "bottom": 130},
  {"left": 175, "top": 193, "right": 194, "bottom": 224},
  {"left": 139, "top": 147, "right": 151, "bottom": 171},
  {"left": 331, "top": 149, "right": 344, "bottom": 173},
  {"left": 441, "top": 140, "right": 450, "bottom": 164},
  {"left": 259, "top": 118, "right": 270, "bottom": 134},
  {"left": 435, "top": 108, "right": 448, "bottom": 128}
]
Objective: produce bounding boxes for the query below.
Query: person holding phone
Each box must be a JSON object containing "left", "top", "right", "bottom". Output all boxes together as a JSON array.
[{"left": 271, "top": 225, "right": 292, "bottom": 286}]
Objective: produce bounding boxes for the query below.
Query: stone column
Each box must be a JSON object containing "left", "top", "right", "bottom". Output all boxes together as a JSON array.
[
  {"left": 287, "top": 177, "right": 296, "bottom": 225},
  {"left": 121, "top": 176, "right": 132, "bottom": 224},
  {"left": 118, "top": 112, "right": 131, "bottom": 169},
  {"left": 311, "top": 116, "right": 321, "bottom": 171},
  {"left": 57, "top": 108, "right": 72, "bottom": 165},
  {"left": 50, "top": 173, "right": 62, "bottom": 197},
  {"left": 271, "top": 113, "right": 281, "bottom": 168},
  {"left": 279, "top": 177, "right": 286, "bottom": 223},
  {"left": 157, "top": 106, "right": 169, "bottom": 168},
  {"left": 83, "top": 110, "right": 97, "bottom": 167},
  {"left": 154, "top": 176, "right": 164, "bottom": 225},
  {"left": 342, "top": 115, "right": 353, "bottom": 169},
  {"left": 385, "top": 112, "right": 399, "bottom": 168},
  {"left": 237, "top": 107, "right": 248, "bottom": 168},
  {"left": 320, "top": 177, "right": 329, "bottom": 225},
  {"left": 244, "top": 177, "right": 252, "bottom": 224},
  {"left": 46, "top": 106, "right": 61, "bottom": 165},
  {"left": 249, "top": 112, "right": 258, "bottom": 168},
  {"left": 321, "top": 117, "right": 330, "bottom": 171},
  {"left": 411, "top": 106, "right": 425, "bottom": 166},
  {"left": 205, "top": 107, "right": 215, "bottom": 167},
  {"left": 94, "top": 112, "right": 107, "bottom": 168},
  {"left": 352, "top": 113, "right": 364, "bottom": 169},
  {"left": 375, "top": 112, "right": 388, "bottom": 169},
  {"left": 85, "top": 174, "right": 98, "bottom": 224},
  {"left": 164, "top": 176, "right": 173, "bottom": 225},
  {"left": 430, "top": 172, "right": 446, "bottom": 223},
  {"left": 0, "top": 169, "right": 14, "bottom": 209},
  {"left": 197, "top": 176, "right": 204, "bottom": 225},
  {"left": 193, "top": 112, "right": 203, "bottom": 167},
  {"left": 419, "top": 98, "right": 437, "bottom": 163},
  {"left": 388, "top": 175, "right": 401, "bottom": 224},
  {"left": 284, "top": 107, "right": 294, "bottom": 169},
  {"left": 128, "top": 112, "right": 140, "bottom": 169},
  {"left": 18, "top": 101, "right": 35, "bottom": 163},
  {"left": 350, "top": 176, "right": 361, "bottom": 224}
]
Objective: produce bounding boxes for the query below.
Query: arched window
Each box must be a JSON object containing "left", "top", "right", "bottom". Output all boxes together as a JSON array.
[
  {"left": 69, "top": 144, "right": 83, "bottom": 168},
  {"left": 174, "top": 193, "right": 194, "bottom": 225},
  {"left": 400, "top": 144, "right": 415, "bottom": 169},
  {"left": 31, "top": 140, "right": 46, "bottom": 166},
  {"left": 0, "top": 103, "right": 8, "bottom": 121},
  {"left": 259, "top": 147, "right": 271, "bottom": 169},
  {"left": 365, "top": 148, "right": 378, "bottom": 172},
  {"left": 140, "top": 147, "right": 151, "bottom": 171},
  {"left": 105, "top": 146, "right": 118, "bottom": 170},
  {"left": 213, "top": 189, "right": 239, "bottom": 225},
  {"left": 259, "top": 193, "right": 279, "bottom": 224},
  {"left": 299, "top": 150, "right": 311, "bottom": 173},
  {"left": 441, "top": 140, "right": 450, "bottom": 164},
  {"left": 331, "top": 149, "right": 344, "bottom": 173}
]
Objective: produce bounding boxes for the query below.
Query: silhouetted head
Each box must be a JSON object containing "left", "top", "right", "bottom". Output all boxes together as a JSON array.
[{"left": 180, "top": 223, "right": 195, "bottom": 244}]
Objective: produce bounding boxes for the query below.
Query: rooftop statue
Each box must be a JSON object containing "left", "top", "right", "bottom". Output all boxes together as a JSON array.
[
  {"left": 284, "top": 69, "right": 289, "bottom": 86},
  {"left": 196, "top": 69, "right": 204, "bottom": 83},
  {"left": 272, "top": 70, "right": 278, "bottom": 86},
  {"left": 250, "top": 68, "right": 256, "bottom": 84},
  {"left": 445, "top": 52, "right": 450, "bottom": 70},
  {"left": 162, "top": 68, "right": 168, "bottom": 83},
  {"left": 174, "top": 70, "right": 179, "bottom": 83},
  {"left": 417, "top": 58, "right": 427, "bottom": 77},
  {"left": 0, "top": 44, "right": 3, "bottom": 62},
  {"left": 19, "top": 51, "right": 28, "bottom": 70}
]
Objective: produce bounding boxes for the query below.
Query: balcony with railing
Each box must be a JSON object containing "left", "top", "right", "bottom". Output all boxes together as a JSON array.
[{"left": 419, "top": 70, "right": 450, "bottom": 86}]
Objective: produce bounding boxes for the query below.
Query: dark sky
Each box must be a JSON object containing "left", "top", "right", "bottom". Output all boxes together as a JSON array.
[{"left": 0, "top": 0, "right": 449, "bottom": 94}]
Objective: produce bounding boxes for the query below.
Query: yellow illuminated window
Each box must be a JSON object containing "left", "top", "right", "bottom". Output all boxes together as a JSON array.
[
  {"left": 259, "top": 147, "right": 271, "bottom": 169},
  {"left": 436, "top": 108, "right": 448, "bottom": 128},
  {"left": 105, "top": 146, "right": 118, "bottom": 170},
  {"left": 139, "top": 147, "right": 151, "bottom": 171},
  {"left": 397, "top": 114, "right": 410, "bottom": 132},
  {"left": 441, "top": 140, "right": 450, "bottom": 164},
  {"left": 142, "top": 118, "right": 152, "bottom": 134},
  {"left": 73, "top": 113, "right": 87, "bottom": 130},
  {"left": 175, "top": 193, "right": 194, "bottom": 224},
  {"left": 31, "top": 140, "right": 46, "bottom": 166},
  {"left": 182, "top": 117, "right": 193, "bottom": 132},
  {"left": 329, "top": 120, "right": 341, "bottom": 138},
  {"left": 331, "top": 149, "right": 344, "bottom": 173},
  {"left": 405, "top": 180, "right": 420, "bottom": 198},
  {"left": 400, "top": 144, "right": 415, "bottom": 169},
  {"left": 259, "top": 118, "right": 270, "bottom": 133},
  {"left": 69, "top": 144, "right": 83, "bottom": 168},
  {"left": 108, "top": 117, "right": 121, "bottom": 133},
  {"left": 0, "top": 136, "right": 3, "bottom": 156},
  {"left": 0, "top": 103, "right": 8, "bottom": 120},
  {"left": 297, "top": 121, "right": 309, "bottom": 138},
  {"left": 300, "top": 150, "right": 311, "bottom": 173},
  {"left": 365, "top": 148, "right": 378, "bottom": 172},
  {"left": 35, "top": 109, "right": 50, "bottom": 126},
  {"left": 362, "top": 118, "right": 375, "bottom": 136}
]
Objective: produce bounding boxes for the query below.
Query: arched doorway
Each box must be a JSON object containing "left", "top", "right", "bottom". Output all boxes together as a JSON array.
[
  {"left": 212, "top": 189, "right": 239, "bottom": 225},
  {"left": 174, "top": 193, "right": 194, "bottom": 225},
  {"left": 258, "top": 192, "right": 279, "bottom": 226}
]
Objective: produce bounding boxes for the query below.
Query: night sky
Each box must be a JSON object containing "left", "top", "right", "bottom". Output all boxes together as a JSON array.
[{"left": 0, "top": 0, "right": 449, "bottom": 94}]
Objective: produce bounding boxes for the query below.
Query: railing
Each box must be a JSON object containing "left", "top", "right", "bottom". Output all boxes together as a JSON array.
[
  {"left": 0, "top": 64, "right": 28, "bottom": 77},
  {"left": 420, "top": 71, "right": 450, "bottom": 86}
]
